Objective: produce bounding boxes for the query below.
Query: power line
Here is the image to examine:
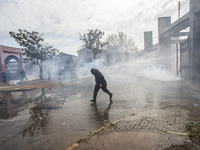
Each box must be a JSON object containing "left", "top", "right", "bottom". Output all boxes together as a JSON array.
[
  {"left": 178, "top": 0, "right": 189, "bottom": 18},
  {"left": 180, "top": 0, "right": 189, "bottom": 5}
]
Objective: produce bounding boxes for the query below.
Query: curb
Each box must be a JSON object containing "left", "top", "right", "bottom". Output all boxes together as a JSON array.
[{"left": 65, "top": 113, "right": 136, "bottom": 150}]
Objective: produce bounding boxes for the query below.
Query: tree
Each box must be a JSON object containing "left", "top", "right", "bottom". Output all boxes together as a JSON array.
[
  {"left": 9, "top": 29, "right": 59, "bottom": 80},
  {"left": 105, "top": 31, "right": 138, "bottom": 54},
  {"left": 79, "top": 29, "right": 108, "bottom": 60}
]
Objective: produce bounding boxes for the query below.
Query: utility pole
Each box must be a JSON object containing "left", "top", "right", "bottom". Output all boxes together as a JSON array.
[
  {"left": 177, "top": 0, "right": 189, "bottom": 76},
  {"left": 178, "top": 1, "right": 180, "bottom": 18},
  {"left": 178, "top": 0, "right": 189, "bottom": 19}
]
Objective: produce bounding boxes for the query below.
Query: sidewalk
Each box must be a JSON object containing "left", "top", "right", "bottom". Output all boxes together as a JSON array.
[
  {"left": 0, "top": 78, "right": 89, "bottom": 92},
  {"left": 68, "top": 103, "right": 200, "bottom": 150}
]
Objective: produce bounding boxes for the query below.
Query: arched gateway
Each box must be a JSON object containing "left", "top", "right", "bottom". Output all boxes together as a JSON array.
[{"left": 0, "top": 45, "right": 23, "bottom": 81}]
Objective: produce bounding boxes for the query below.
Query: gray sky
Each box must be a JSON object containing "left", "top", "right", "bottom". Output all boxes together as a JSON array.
[{"left": 0, "top": 0, "right": 189, "bottom": 56}]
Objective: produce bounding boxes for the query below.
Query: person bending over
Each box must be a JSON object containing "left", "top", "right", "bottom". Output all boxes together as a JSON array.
[{"left": 90, "top": 68, "right": 113, "bottom": 103}]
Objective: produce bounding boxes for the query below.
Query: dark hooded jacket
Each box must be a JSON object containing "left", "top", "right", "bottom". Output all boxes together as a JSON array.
[
  {"left": 91, "top": 68, "right": 107, "bottom": 85},
  {"left": 1, "top": 71, "right": 7, "bottom": 77},
  {"left": 20, "top": 70, "right": 26, "bottom": 76}
]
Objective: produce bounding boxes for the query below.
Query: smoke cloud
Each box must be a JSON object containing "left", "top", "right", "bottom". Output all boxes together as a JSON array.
[
  {"left": 19, "top": 48, "right": 182, "bottom": 87},
  {"left": 98, "top": 51, "right": 182, "bottom": 82}
]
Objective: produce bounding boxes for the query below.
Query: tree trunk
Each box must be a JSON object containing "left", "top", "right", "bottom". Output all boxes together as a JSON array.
[{"left": 39, "top": 61, "right": 43, "bottom": 80}]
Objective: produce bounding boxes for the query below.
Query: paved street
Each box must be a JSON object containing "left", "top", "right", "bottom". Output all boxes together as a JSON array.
[{"left": 0, "top": 73, "right": 200, "bottom": 150}]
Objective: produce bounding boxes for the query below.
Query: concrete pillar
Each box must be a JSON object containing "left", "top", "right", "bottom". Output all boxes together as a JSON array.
[
  {"left": 158, "top": 17, "right": 171, "bottom": 53},
  {"left": 190, "top": 0, "right": 200, "bottom": 80},
  {"left": 144, "top": 31, "right": 153, "bottom": 51}
]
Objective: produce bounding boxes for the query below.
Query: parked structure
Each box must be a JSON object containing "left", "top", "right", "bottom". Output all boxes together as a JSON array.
[
  {"left": 53, "top": 53, "right": 77, "bottom": 71},
  {"left": 77, "top": 48, "right": 129, "bottom": 67},
  {"left": 77, "top": 48, "right": 107, "bottom": 66},
  {"left": 52, "top": 53, "right": 78, "bottom": 79},
  {"left": 107, "top": 52, "right": 129, "bottom": 66},
  {"left": 143, "top": 0, "right": 200, "bottom": 80}
]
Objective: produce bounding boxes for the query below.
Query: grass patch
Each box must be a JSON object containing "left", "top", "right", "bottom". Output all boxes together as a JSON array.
[
  {"left": 186, "top": 124, "right": 194, "bottom": 131},
  {"left": 189, "top": 133, "right": 197, "bottom": 138},
  {"left": 197, "top": 130, "right": 200, "bottom": 134},
  {"left": 75, "top": 138, "right": 82, "bottom": 143},
  {"left": 185, "top": 123, "right": 200, "bottom": 145}
]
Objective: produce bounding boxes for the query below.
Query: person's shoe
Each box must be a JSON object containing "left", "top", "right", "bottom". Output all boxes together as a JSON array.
[
  {"left": 90, "top": 99, "right": 96, "bottom": 103},
  {"left": 110, "top": 93, "right": 113, "bottom": 100}
]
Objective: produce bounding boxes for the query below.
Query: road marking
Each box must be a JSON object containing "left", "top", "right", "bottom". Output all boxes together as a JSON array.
[{"left": 65, "top": 143, "right": 78, "bottom": 150}]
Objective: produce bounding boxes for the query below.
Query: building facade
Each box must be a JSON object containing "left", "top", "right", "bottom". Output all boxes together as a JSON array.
[
  {"left": 77, "top": 48, "right": 129, "bottom": 67},
  {"left": 0, "top": 45, "right": 23, "bottom": 81}
]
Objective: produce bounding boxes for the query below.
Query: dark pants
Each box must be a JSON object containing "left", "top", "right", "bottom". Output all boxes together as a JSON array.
[
  {"left": 2, "top": 77, "right": 7, "bottom": 83},
  {"left": 22, "top": 75, "right": 28, "bottom": 81},
  {"left": 93, "top": 83, "right": 111, "bottom": 100}
]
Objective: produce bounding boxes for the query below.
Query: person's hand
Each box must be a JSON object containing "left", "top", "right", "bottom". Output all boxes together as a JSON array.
[{"left": 100, "top": 84, "right": 102, "bottom": 87}]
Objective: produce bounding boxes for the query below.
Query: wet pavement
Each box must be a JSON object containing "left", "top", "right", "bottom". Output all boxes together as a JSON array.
[{"left": 0, "top": 75, "right": 200, "bottom": 150}]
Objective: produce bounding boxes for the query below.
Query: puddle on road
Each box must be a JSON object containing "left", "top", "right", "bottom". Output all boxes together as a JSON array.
[
  {"left": 90, "top": 101, "right": 113, "bottom": 126},
  {"left": 0, "top": 83, "right": 84, "bottom": 120},
  {"left": 0, "top": 89, "right": 65, "bottom": 120},
  {"left": 1, "top": 79, "right": 200, "bottom": 150},
  {"left": 0, "top": 84, "right": 87, "bottom": 150}
]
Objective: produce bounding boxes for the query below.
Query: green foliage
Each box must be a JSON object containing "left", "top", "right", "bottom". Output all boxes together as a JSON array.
[
  {"left": 9, "top": 29, "right": 59, "bottom": 62},
  {"left": 75, "top": 138, "right": 82, "bottom": 143},
  {"left": 106, "top": 31, "right": 138, "bottom": 54},
  {"left": 9, "top": 29, "right": 59, "bottom": 79},
  {"left": 197, "top": 130, "right": 200, "bottom": 134},
  {"left": 186, "top": 123, "right": 200, "bottom": 144},
  {"left": 79, "top": 29, "right": 108, "bottom": 59},
  {"left": 189, "top": 133, "right": 197, "bottom": 138},
  {"left": 186, "top": 124, "right": 194, "bottom": 131}
]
